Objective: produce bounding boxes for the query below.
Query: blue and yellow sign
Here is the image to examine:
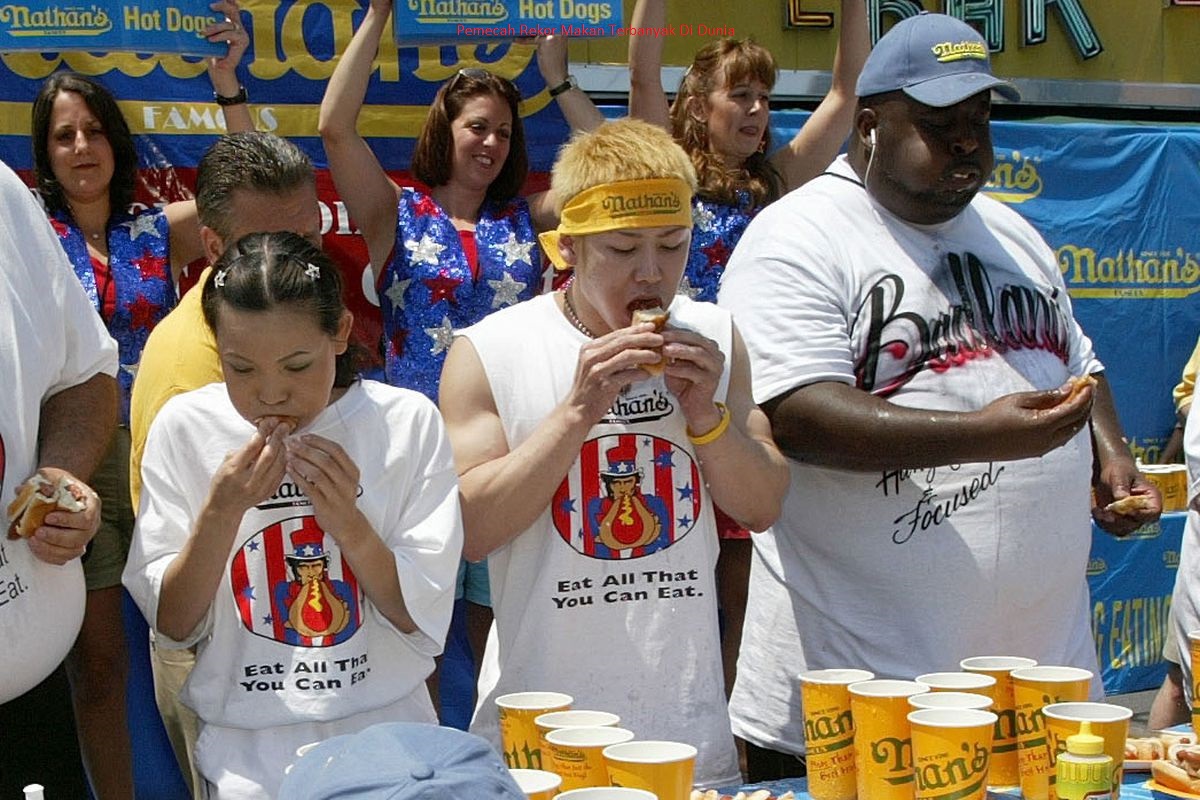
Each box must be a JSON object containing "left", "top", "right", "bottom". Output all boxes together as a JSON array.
[
  {"left": 393, "top": 0, "right": 623, "bottom": 44},
  {"left": 0, "top": 0, "right": 226, "bottom": 55}
]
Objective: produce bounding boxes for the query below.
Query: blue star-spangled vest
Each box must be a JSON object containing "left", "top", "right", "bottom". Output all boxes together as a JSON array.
[
  {"left": 51, "top": 208, "right": 174, "bottom": 424},
  {"left": 379, "top": 188, "right": 543, "bottom": 399},
  {"left": 684, "top": 193, "right": 760, "bottom": 303}
]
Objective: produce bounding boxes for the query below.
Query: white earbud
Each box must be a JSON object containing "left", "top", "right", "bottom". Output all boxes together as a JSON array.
[{"left": 868, "top": 128, "right": 877, "bottom": 147}]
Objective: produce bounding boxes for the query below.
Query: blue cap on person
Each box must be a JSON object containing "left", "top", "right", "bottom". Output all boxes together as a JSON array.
[
  {"left": 856, "top": 12, "right": 1020, "bottom": 107},
  {"left": 278, "top": 722, "right": 528, "bottom": 799}
]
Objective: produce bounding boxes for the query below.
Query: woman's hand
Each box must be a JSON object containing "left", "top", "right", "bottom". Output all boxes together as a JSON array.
[
  {"left": 207, "top": 419, "right": 288, "bottom": 517},
  {"left": 286, "top": 434, "right": 366, "bottom": 538}
]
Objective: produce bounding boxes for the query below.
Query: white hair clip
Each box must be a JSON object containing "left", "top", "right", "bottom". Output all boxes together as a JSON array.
[
  {"left": 304, "top": 262, "right": 320, "bottom": 280},
  {"left": 214, "top": 269, "right": 227, "bottom": 288}
]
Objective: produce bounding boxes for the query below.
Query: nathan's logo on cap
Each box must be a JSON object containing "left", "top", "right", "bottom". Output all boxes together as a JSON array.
[
  {"left": 600, "top": 191, "right": 683, "bottom": 218},
  {"left": 931, "top": 40, "right": 988, "bottom": 63}
]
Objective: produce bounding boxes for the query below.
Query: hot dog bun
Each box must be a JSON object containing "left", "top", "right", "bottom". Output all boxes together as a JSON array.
[
  {"left": 6, "top": 474, "right": 87, "bottom": 539},
  {"left": 632, "top": 306, "right": 669, "bottom": 375},
  {"left": 1106, "top": 494, "right": 1156, "bottom": 516},
  {"left": 1065, "top": 374, "right": 1098, "bottom": 402},
  {"left": 1153, "top": 758, "right": 1200, "bottom": 794}
]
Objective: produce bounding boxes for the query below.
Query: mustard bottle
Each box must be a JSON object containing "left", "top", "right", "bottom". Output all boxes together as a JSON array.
[{"left": 1055, "top": 720, "right": 1113, "bottom": 800}]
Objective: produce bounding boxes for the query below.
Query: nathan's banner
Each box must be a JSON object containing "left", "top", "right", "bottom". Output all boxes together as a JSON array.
[
  {"left": 0, "top": 0, "right": 226, "bottom": 55},
  {"left": 1086, "top": 512, "right": 1183, "bottom": 694},
  {"left": 393, "top": 0, "right": 623, "bottom": 44}
]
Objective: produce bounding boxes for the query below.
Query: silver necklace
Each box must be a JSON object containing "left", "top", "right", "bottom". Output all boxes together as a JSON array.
[{"left": 561, "top": 288, "right": 597, "bottom": 339}]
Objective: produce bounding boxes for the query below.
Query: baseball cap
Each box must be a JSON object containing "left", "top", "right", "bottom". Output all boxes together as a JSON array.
[
  {"left": 277, "top": 722, "right": 528, "bottom": 799},
  {"left": 856, "top": 12, "right": 1020, "bottom": 107}
]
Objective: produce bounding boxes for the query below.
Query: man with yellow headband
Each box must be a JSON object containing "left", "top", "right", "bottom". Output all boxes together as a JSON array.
[{"left": 439, "top": 117, "right": 788, "bottom": 787}]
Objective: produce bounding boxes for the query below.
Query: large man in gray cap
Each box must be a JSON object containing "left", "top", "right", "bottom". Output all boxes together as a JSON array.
[{"left": 718, "top": 12, "right": 1160, "bottom": 780}]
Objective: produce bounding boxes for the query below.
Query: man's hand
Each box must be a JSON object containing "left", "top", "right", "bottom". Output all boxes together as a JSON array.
[
  {"left": 22, "top": 467, "right": 101, "bottom": 565},
  {"left": 974, "top": 380, "right": 1095, "bottom": 462},
  {"left": 1093, "top": 465, "right": 1162, "bottom": 537}
]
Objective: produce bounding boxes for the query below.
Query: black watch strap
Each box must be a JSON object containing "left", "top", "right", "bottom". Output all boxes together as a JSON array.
[
  {"left": 548, "top": 76, "right": 576, "bottom": 98},
  {"left": 215, "top": 85, "right": 248, "bottom": 106}
]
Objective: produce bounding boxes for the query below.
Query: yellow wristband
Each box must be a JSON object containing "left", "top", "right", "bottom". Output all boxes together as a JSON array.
[{"left": 687, "top": 402, "right": 731, "bottom": 446}]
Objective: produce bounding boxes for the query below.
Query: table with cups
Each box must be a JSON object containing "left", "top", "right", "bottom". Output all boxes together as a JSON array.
[{"left": 495, "top": 653, "right": 1162, "bottom": 800}]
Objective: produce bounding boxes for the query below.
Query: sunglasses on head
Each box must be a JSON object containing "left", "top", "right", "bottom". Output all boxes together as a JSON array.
[{"left": 446, "top": 67, "right": 492, "bottom": 94}]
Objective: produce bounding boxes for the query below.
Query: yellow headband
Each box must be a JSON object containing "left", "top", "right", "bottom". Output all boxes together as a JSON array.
[{"left": 539, "top": 178, "right": 694, "bottom": 270}]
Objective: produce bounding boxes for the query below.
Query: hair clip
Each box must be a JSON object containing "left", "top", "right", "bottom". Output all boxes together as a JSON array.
[
  {"left": 214, "top": 269, "right": 227, "bottom": 288},
  {"left": 304, "top": 262, "right": 320, "bottom": 280}
]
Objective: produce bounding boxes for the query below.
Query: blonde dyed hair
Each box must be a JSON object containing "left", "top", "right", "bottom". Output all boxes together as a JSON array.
[{"left": 550, "top": 118, "right": 697, "bottom": 214}]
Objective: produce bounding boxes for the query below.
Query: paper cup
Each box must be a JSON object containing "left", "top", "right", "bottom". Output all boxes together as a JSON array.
[
  {"left": 909, "top": 692, "right": 994, "bottom": 711},
  {"left": 1009, "top": 666, "right": 1093, "bottom": 800},
  {"left": 907, "top": 708, "right": 997, "bottom": 800},
  {"left": 555, "top": 789, "right": 659, "bottom": 800},
  {"left": 546, "top": 726, "right": 636, "bottom": 791},
  {"left": 498, "top": 692, "right": 574, "bottom": 770},
  {"left": 1042, "top": 702, "right": 1131, "bottom": 799},
  {"left": 915, "top": 672, "right": 998, "bottom": 696},
  {"left": 960, "top": 655, "right": 1038, "bottom": 788},
  {"left": 1141, "top": 463, "right": 1187, "bottom": 511},
  {"left": 536, "top": 710, "right": 621, "bottom": 754},
  {"left": 800, "top": 668, "right": 874, "bottom": 800},
  {"left": 510, "top": 769, "right": 564, "bottom": 800},
  {"left": 603, "top": 741, "right": 696, "bottom": 800},
  {"left": 849, "top": 679, "right": 930, "bottom": 800}
]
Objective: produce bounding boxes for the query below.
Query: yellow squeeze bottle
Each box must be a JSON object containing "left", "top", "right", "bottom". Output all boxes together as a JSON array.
[{"left": 1055, "top": 720, "right": 1113, "bottom": 800}]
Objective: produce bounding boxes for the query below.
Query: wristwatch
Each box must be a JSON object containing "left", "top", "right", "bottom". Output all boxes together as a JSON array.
[
  {"left": 548, "top": 75, "right": 578, "bottom": 98},
  {"left": 214, "top": 85, "right": 248, "bottom": 106}
]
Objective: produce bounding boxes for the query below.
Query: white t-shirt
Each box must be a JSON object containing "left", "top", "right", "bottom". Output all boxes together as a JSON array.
[
  {"left": 124, "top": 380, "right": 461, "bottom": 732},
  {"left": 0, "top": 160, "right": 118, "bottom": 704},
  {"left": 718, "top": 156, "right": 1103, "bottom": 755},
  {"left": 461, "top": 293, "right": 740, "bottom": 788}
]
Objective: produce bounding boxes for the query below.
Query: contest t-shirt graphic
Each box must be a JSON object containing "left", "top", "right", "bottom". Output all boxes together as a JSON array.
[
  {"left": 551, "top": 433, "right": 703, "bottom": 559},
  {"left": 230, "top": 515, "right": 362, "bottom": 647}
]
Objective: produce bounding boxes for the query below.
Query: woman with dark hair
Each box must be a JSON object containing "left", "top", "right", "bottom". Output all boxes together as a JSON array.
[
  {"left": 28, "top": 5, "right": 252, "bottom": 796},
  {"left": 124, "top": 231, "right": 461, "bottom": 799},
  {"left": 318, "top": 0, "right": 602, "bottom": 716},
  {"left": 626, "top": 0, "right": 869, "bottom": 767}
]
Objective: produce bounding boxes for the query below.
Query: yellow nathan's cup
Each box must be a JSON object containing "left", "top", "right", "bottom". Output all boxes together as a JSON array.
[
  {"left": 1141, "top": 464, "right": 1187, "bottom": 511},
  {"left": 510, "top": 769, "right": 564, "bottom": 800},
  {"left": 554, "top": 789, "right": 659, "bottom": 800},
  {"left": 1042, "top": 702, "right": 1132, "bottom": 800},
  {"left": 498, "top": 692, "right": 574, "bottom": 770},
  {"left": 960, "top": 655, "right": 1038, "bottom": 789},
  {"left": 909, "top": 692, "right": 993, "bottom": 712},
  {"left": 907, "top": 708, "right": 997, "bottom": 800},
  {"left": 800, "top": 668, "right": 874, "bottom": 800},
  {"left": 1009, "top": 666, "right": 1093, "bottom": 800},
  {"left": 915, "top": 672, "right": 998, "bottom": 697},
  {"left": 546, "top": 726, "right": 635, "bottom": 791},
  {"left": 535, "top": 710, "right": 621, "bottom": 756},
  {"left": 849, "top": 679, "right": 930, "bottom": 800},
  {"left": 603, "top": 741, "right": 696, "bottom": 800}
]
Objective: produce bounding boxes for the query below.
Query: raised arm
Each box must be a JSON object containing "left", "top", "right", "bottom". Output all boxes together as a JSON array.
[
  {"left": 763, "top": 378, "right": 1097, "bottom": 472},
  {"left": 769, "top": 0, "right": 869, "bottom": 190},
  {"left": 318, "top": 0, "right": 402, "bottom": 281},
  {"left": 626, "top": 0, "right": 670, "bottom": 129},
  {"left": 165, "top": 0, "right": 255, "bottom": 279},
  {"left": 527, "top": 34, "right": 605, "bottom": 232}
]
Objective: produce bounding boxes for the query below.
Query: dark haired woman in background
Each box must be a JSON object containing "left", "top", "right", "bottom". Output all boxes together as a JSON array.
[{"left": 28, "top": 4, "right": 251, "bottom": 794}]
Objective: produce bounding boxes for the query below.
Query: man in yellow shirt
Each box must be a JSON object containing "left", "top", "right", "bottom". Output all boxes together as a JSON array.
[{"left": 127, "top": 131, "right": 321, "bottom": 795}]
